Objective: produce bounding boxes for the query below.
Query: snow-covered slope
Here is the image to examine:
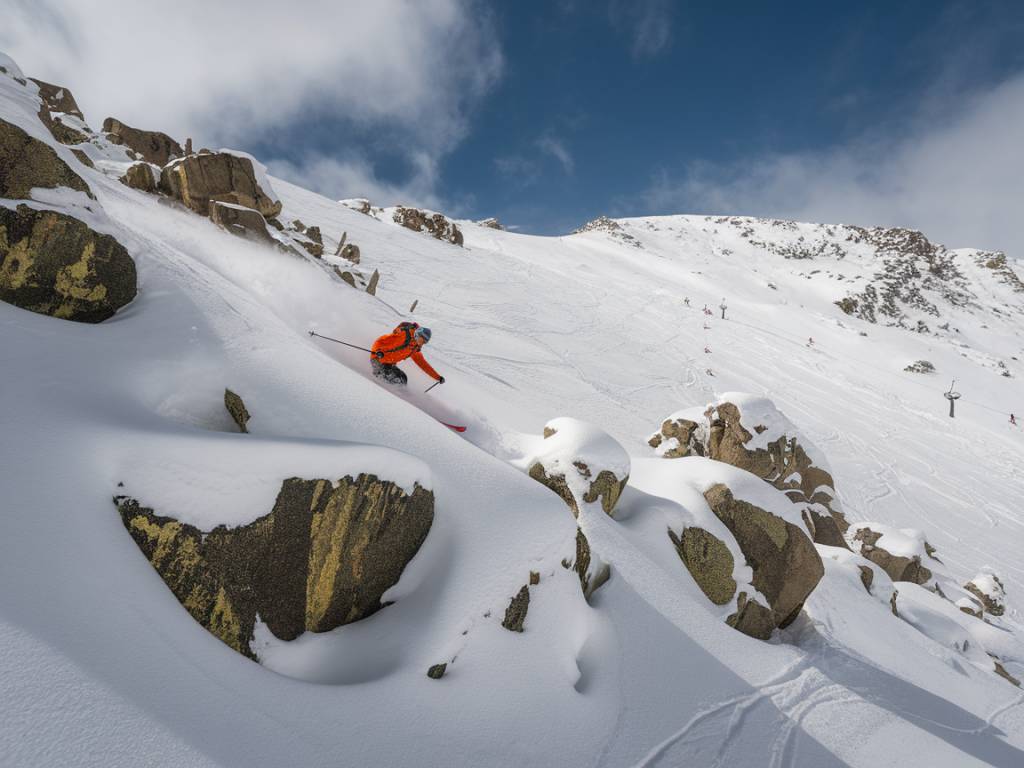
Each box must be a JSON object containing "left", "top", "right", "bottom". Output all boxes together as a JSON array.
[{"left": 3, "top": 53, "right": 1024, "bottom": 767}]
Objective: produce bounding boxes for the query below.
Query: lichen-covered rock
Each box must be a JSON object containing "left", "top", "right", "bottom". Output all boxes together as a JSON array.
[
  {"left": 392, "top": 206, "right": 464, "bottom": 246},
  {"left": 120, "top": 162, "right": 158, "bottom": 193},
  {"left": 159, "top": 151, "right": 282, "bottom": 219},
  {"left": 727, "top": 591, "right": 776, "bottom": 640},
  {"left": 223, "top": 389, "right": 251, "bottom": 433},
  {"left": 525, "top": 417, "right": 630, "bottom": 519},
  {"left": 501, "top": 585, "right": 530, "bottom": 632},
  {"left": 0, "top": 205, "right": 136, "bottom": 322},
  {"left": 849, "top": 525, "right": 934, "bottom": 585},
  {"left": 568, "top": 527, "right": 609, "bottom": 599},
  {"left": 115, "top": 473, "right": 433, "bottom": 660},
  {"left": 427, "top": 663, "right": 447, "bottom": 679},
  {"left": 669, "top": 526, "right": 736, "bottom": 605},
  {"left": 1, "top": 118, "right": 92, "bottom": 200},
  {"left": 704, "top": 483, "right": 824, "bottom": 633},
  {"left": 209, "top": 201, "right": 272, "bottom": 244},
  {"left": 103, "top": 117, "right": 182, "bottom": 166},
  {"left": 964, "top": 573, "right": 1006, "bottom": 617}
]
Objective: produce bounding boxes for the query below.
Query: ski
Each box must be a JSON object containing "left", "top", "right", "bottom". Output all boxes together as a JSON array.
[{"left": 439, "top": 421, "right": 467, "bottom": 433}]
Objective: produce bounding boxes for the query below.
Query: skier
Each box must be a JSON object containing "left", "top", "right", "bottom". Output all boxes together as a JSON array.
[
  {"left": 370, "top": 322, "right": 444, "bottom": 387},
  {"left": 807, "top": 336, "right": 815, "bottom": 347},
  {"left": 719, "top": 299, "right": 727, "bottom": 320},
  {"left": 683, "top": 297, "right": 690, "bottom": 307},
  {"left": 1012, "top": 413, "right": 1018, "bottom": 426}
]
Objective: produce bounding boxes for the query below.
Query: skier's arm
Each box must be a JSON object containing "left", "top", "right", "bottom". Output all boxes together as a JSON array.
[{"left": 411, "top": 350, "right": 441, "bottom": 380}]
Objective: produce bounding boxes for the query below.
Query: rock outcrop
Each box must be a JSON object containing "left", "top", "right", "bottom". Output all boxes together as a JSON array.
[
  {"left": 1, "top": 205, "right": 137, "bottom": 322},
  {"left": 209, "top": 201, "right": 272, "bottom": 244},
  {"left": 526, "top": 418, "right": 630, "bottom": 519},
  {"left": 1, "top": 118, "right": 92, "bottom": 200},
  {"left": 223, "top": 389, "right": 251, "bottom": 433},
  {"left": 30, "top": 78, "right": 88, "bottom": 145},
  {"left": 120, "top": 162, "right": 158, "bottom": 193},
  {"left": 704, "top": 483, "right": 824, "bottom": 638},
  {"left": 392, "top": 207, "right": 463, "bottom": 246},
  {"left": 652, "top": 397, "right": 849, "bottom": 547},
  {"left": 477, "top": 217, "right": 504, "bottom": 230},
  {"left": 115, "top": 474, "right": 434, "bottom": 660},
  {"left": 159, "top": 151, "right": 282, "bottom": 219},
  {"left": 339, "top": 243, "right": 360, "bottom": 263},
  {"left": 103, "top": 117, "right": 183, "bottom": 166},
  {"left": 850, "top": 526, "right": 933, "bottom": 585},
  {"left": 669, "top": 526, "right": 736, "bottom": 605},
  {"left": 502, "top": 585, "right": 530, "bottom": 632},
  {"left": 964, "top": 573, "right": 1006, "bottom": 617}
]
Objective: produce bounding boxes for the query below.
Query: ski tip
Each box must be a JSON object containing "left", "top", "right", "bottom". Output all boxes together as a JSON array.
[{"left": 440, "top": 422, "right": 467, "bottom": 433}]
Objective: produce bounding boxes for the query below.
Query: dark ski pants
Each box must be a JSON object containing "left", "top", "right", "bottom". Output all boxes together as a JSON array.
[{"left": 372, "top": 359, "right": 407, "bottom": 386}]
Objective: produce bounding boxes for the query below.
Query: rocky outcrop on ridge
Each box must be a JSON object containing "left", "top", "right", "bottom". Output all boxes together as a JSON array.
[
  {"left": 103, "top": 117, "right": 183, "bottom": 166},
  {"left": 393, "top": 206, "right": 463, "bottom": 246}
]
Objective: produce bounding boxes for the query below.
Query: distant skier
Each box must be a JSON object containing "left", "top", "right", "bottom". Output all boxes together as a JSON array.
[
  {"left": 807, "top": 337, "right": 815, "bottom": 347},
  {"left": 1012, "top": 413, "right": 1018, "bottom": 426},
  {"left": 370, "top": 322, "right": 444, "bottom": 387},
  {"left": 683, "top": 297, "right": 690, "bottom": 307},
  {"left": 704, "top": 346, "right": 711, "bottom": 354},
  {"left": 719, "top": 299, "right": 728, "bottom": 319},
  {"left": 705, "top": 368, "right": 715, "bottom": 377}
]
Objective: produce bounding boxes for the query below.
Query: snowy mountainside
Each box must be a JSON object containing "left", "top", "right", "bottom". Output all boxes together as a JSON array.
[{"left": 3, "top": 50, "right": 1024, "bottom": 767}]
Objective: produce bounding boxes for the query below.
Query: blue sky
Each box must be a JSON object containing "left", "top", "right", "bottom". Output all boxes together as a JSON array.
[
  {"left": 4, "top": 0, "right": 1024, "bottom": 252},
  {"left": 254, "top": 0, "right": 1024, "bottom": 236}
]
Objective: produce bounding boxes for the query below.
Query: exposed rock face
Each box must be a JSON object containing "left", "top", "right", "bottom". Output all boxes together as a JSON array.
[
  {"left": 502, "top": 585, "right": 530, "bottom": 632},
  {"left": 300, "top": 226, "right": 324, "bottom": 258},
  {"left": 120, "top": 162, "right": 158, "bottom": 193},
  {"left": 477, "top": 217, "right": 504, "bottom": 230},
  {"left": 704, "top": 484, "right": 824, "bottom": 636},
  {"left": 851, "top": 527, "right": 932, "bottom": 585},
  {"left": 31, "top": 78, "right": 88, "bottom": 145},
  {"left": 339, "top": 243, "right": 360, "bottom": 263},
  {"left": 571, "top": 215, "right": 642, "bottom": 248},
  {"left": 0, "top": 205, "right": 136, "bottom": 323},
  {"left": 334, "top": 266, "right": 357, "bottom": 287},
  {"left": 209, "top": 201, "right": 272, "bottom": 244},
  {"left": 964, "top": 574, "right": 1006, "bottom": 617},
  {"left": 569, "top": 527, "right": 610, "bottom": 599},
  {"left": 159, "top": 152, "right": 282, "bottom": 218},
  {"left": 706, "top": 400, "right": 849, "bottom": 547},
  {"left": 427, "top": 663, "right": 447, "bottom": 679},
  {"left": 103, "top": 117, "right": 182, "bottom": 166},
  {"left": 393, "top": 206, "right": 464, "bottom": 246},
  {"left": 223, "top": 389, "right": 251, "bottom": 433},
  {"left": 669, "top": 526, "right": 736, "bottom": 605},
  {"left": 994, "top": 660, "right": 1021, "bottom": 687},
  {"left": 904, "top": 360, "right": 935, "bottom": 374},
  {"left": 727, "top": 591, "right": 777, "bottom": 640},
  {"left": 366, "top": 269, "right": 380, "bottom": 296},
  {"left": 1, "top": 118, "right": 92, "bottom": 200},
  {"left": 115, "top": 474, "right": 434, "bottom": 660},
  {"left": 648, "top": 417, "right": 703, "bottom": 458}
]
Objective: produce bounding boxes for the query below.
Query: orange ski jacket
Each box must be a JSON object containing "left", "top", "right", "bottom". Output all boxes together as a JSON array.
[{"left": 371, "top": 323, "right": 441, "bottom": 380}]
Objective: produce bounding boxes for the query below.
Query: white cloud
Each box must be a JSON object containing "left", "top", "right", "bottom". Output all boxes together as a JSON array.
[
  {"left": 610, "top": 0, "right": 673, "bottom": 59},
  {"left": 269, "top": 151, "right": 444, "bottom": 211},
  {"left": 0, "top": 0, "right": 502, "bottom": 206},
  {"left": 536, "top": 136, "right": 574, "bottom": 174},
  {"left": 639, "top": 72, "right": 1024, "bottom": 257}
]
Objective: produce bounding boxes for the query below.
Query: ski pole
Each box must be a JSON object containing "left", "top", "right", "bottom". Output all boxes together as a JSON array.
[
  {"left": 424, "top": 380, "right": 442, "bottom": 394},
  {"left": 308, "top": 330, "right": 373, "bottom": 353}
]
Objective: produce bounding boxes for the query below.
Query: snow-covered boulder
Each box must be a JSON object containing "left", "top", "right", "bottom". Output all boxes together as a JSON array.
[
  {"left": 848, "top": 524, "right": 937, "bottom": 585},
  {"left": 1, "top": 117, "right": 92, "bottom": 200},
  {"left": 476, "top": 217, "right": 504, "bottom": 230},
  {"left": 115, "top": 473, "right": 434, "bottom": 662},
  {"left": 159, "top": 149, "right": 282, "bottom": 219},
  {"left": 0, "top": 205, "right": 137, "bottom": 323},
  {"left": 392, "top": 206, "right": 464, "bottom": 246},
  {"left": 649, "top": 394, "right": 849, "bottom": 547},
  {"left": 964, "top": 572, "right": 1006, "bottom": 617},
  {"left": 103, "top": 116, "right": 182, "bottom": 166},
  {"left": 704, "top": 483, "right": 825, "bottom": 638},
  {"left": 525, "top": 417, "right": 630, "bottom": 519}
]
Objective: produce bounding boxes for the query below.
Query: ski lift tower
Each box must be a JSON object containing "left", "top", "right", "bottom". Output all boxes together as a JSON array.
[{"left": 944, "top": 379, "right": 961, "bottom": 418}]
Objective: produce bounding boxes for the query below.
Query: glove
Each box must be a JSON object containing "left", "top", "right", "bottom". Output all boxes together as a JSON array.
[
  {"left": 438, "top": 376, "right": 445, "bottom": 384},
  {"left": 374, "top": 351, "right": 384, "bottom": 359}
]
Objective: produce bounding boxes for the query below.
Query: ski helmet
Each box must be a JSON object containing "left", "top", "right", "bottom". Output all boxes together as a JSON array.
[{"left": 415, "top": 326, "right": 432, "bottom": 344}]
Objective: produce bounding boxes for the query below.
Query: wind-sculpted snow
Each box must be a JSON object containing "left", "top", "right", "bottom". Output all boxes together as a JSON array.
[{"left": 3, "top": 49, "right": 1024, "bottom": 767}]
